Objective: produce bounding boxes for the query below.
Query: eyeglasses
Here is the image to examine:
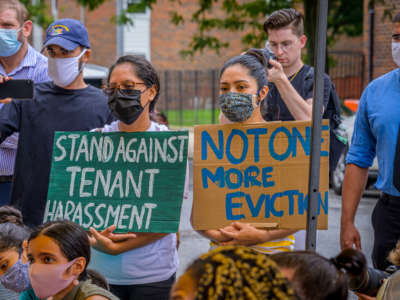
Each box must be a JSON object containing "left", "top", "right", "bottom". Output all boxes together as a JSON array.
[
  {"left": 393, "top": 34, "right": 400, "bottom": 43},
  {"left": 268, "top": 40, "right": 295, "bottom": 53},
  {"left": 102, "top": 82, "right": 146, "bottom": 96}
]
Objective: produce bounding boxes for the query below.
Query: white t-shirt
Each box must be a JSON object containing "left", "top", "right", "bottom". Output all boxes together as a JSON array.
[{"left": 90, "top": 120, "right": 188, "bottom": 285}]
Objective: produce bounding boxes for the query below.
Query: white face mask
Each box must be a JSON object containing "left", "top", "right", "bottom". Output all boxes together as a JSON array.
[
  {"left": 392, "top": 42, "right": 400, "bottom": 67},
  {"left": 48, "top": 49, "right": 87, "bottom": 87}
]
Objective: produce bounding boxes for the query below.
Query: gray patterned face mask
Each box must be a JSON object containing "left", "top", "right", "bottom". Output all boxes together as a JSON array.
[
  {"left": 0, "top": 258, "right": 30, "bottom": 293},
  {"left": 219, "top": 92, "right": 255, "bottom": 122}
]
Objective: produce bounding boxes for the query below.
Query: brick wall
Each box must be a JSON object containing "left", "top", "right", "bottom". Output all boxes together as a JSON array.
[
  {"left": 150, "top": 0, "right": 255, "bottom": 71},
  {"left": 41, "top": 0, "right": 117, "bottom": 68},
  {"left": 363, "top": 0, "right": 400, "bottom": 83}
]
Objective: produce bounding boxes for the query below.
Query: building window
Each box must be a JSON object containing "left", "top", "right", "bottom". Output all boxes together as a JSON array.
[{"left": 127, "top": 0, "right": 146, "bottom": 14}]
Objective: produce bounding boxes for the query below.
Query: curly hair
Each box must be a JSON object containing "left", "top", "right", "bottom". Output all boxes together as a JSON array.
[{"left": 187, "top": 246, "right": 299, "bottom": 300}]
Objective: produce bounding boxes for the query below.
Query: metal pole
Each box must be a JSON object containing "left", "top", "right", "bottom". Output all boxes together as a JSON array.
[
  {"left": 368, "top": 7, "right": 375, "bottom": 83},
  {"left": 306, "top": 0, "right": 328, "bottom": 251},
  {"left": 116, "top": 0, "right": 124, "bottom": 57},
  {"left": 194, "top": 71, "right": 199, "bottom": 124},
  {"left": 211, "top": 70, "right": 216, "bottom": 124},
  {"left": 179, "top": 71, "right": 183, "bottom": 127},
  {"left": 165, "top": 71, "right": 169, "bottom": 118}
]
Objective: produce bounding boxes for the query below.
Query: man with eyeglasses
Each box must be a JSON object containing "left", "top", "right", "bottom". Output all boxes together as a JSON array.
[
  {"left": 341, "top": 12, "right": 400, "bottom": 270},
  {"left": 0, "top": 18, "right": 113, "bottom": 227},
  {"left": 0, "top": 0, "right": 49, "bottom": 207},
  {"left": 261, "top": 8, "right": 341, "bottom": 251}
]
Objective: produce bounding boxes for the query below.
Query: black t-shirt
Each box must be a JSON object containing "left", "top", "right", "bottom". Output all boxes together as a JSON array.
[
  {"left": 261, "top": 64, "right": 331, "bottom": 121},
  {"left": 0, "top": 82, "right": 114, "bottom": 227}
]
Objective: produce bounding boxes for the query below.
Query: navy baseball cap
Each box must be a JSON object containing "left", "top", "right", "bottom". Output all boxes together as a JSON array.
[{"left": 44, "top": 19, "right": 90, "bottom": 51}]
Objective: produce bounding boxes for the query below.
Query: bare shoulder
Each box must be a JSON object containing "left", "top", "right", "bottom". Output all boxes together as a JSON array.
[{"left": 86, "top": 295, "right": 110, "bottom": 300}]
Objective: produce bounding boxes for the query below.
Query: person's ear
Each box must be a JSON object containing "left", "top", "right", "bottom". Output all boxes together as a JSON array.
[
  {"left": 70, "top": 257, "right": 86, "bottom": 278},
  {"left": 21, "top": 240, "right": 29, "bottom": 263},
  {"left": 81, "top": 49, "right": 91, "bottom": 63},
  {"left": 147, "top": 85, "right": 157, "bottom": 102},
  {"left": 258, "top": 85, "right": 269, "bottom": 102},
  {"left": 299, "top": 35, "right": 307, "bottom": 49},
  {"left": 21, "top": 20, "right": 32, "bottom": 40}
]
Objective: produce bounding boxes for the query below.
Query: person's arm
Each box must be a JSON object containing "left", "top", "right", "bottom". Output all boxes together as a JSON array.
[
  {"left": 89, "top": 227, "right": 167, "bottom": 256},
  {"left": 340, "top": 164, "right": 369, "bottom": 250},
  {"left": 218, "top": 222, "right": 297, "bottom": 246},
  {"left": 340, "top": 86, "right": 375, "bottom": 250},
  {"left": 267, "top": 60, "right": 312, "bottom": 120}
]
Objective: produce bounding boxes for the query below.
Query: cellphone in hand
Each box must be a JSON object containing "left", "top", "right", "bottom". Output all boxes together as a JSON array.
[{"left": 0, "top": 79, "right": 34, "bottom": 100}]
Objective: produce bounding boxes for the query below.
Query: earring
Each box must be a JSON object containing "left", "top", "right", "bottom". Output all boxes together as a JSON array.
[{"left": 73, "top": 279, "right": 79, "bottom": 286}]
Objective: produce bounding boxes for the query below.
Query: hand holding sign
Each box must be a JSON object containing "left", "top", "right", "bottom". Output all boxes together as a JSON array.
[
  {"left": 219, "top": 222, "right": 267, "bottom": 246},
  {"left": 89, "top": 226, "right": 137, "bottom": 255}
]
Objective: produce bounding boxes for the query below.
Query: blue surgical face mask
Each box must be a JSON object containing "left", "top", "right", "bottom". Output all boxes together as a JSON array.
[
  {"left": 0, "top": 258, "right": 31, "bottom": 293},
  {"left": 219, "top": 92, "right": 258, "bottom": 122},
  {"left": 0, "top": 28, "right": 22, "bottom": 57}
]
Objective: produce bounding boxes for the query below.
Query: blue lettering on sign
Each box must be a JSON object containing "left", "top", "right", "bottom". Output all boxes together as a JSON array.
[
  {"left": 283, "top": 190, "right": 298, "bottom": 216},
  {"left": 244, "top": 166, "right": 261, "bottom": 188},
  {"left": 318, "top": 191, "right": 329, "bottom": 215},
  {"left": 292, "top": 127, "right": 311, "bottom": 156},
  {"left": 265, "top": 193, "right": 284, "bottom": 217},
  {"left": 226, "top": 192, "right": 245, "bottom": 220},
  {"left": 246, "top": 128, "right": 267, "bottom": 162},
  {"left": 201, "top": 130, "right": 223, "bottom": 160},
  {"left": 201, "top": 167, "right": 224, "bottom": 188},
  {"left": 297, "top": 191, "right": 328, "bottom": 215},
  {"left": 269, "top": 127, "right": 293, "bottom": 161},
  {"left": 320, "top": 125, "right": 329, "bottom": 157},
  {"left": 226, "top": 129, "right": 248, "bottom": 164},
  {"left": 262, "top": 167, "right": 275, "bottom": 187},
  {"left": 225, "top": 168, "right": 243, "bottom": 189},
  {"left": 245, "top": 194, "right": 265, "bottom": 217}
]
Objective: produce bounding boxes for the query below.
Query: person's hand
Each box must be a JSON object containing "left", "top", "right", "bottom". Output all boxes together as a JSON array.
[
  {"left": 340, "top": 221, "right": 361, "bottom": 250},
  {"left": 96, "top": 224, "right": 137, "bottom": 242},
  {"left": 218, "top": 222, "right": 266, "bottom": 246},
  {"left": 266, "top": 59, "right": 286, "bottom": 84},
  {"left": 0, "top": 75, "right": 12, "bottom": 104},
  {"left": 88, "top": 226, "right": 137, "bottom": 255},
  {"left": 355, "top": 292, "right": 376, "bottom": 300}
]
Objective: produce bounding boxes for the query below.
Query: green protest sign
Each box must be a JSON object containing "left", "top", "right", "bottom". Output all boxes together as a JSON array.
[{"left": 45, "top": 131, "right": 188, "bottom": 233}]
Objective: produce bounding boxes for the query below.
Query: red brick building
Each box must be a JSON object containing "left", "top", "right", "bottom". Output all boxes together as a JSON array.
[
  {"left": 363, "top": 0, "right": 399, "bottom": 83},
  {"left": 41, "top": 0, "right": 247, "bottom": 71}
]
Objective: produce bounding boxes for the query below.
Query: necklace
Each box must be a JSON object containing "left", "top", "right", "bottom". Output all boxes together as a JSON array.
[{"left": 289, "top": 66, "right": 303, "bottom": 82}]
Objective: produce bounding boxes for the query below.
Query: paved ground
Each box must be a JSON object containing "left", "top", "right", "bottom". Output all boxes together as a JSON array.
[{"left": 177, "top": 160, "right": 378, "bottom": 299}]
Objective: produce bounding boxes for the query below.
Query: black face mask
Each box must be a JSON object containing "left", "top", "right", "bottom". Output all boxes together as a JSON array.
[{"left": 108, "top": 89, "right": 145, "bottom": 125}]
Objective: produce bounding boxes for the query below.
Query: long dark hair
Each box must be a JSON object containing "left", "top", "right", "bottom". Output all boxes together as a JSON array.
[
  {"left": 28, "top": 220, "right": 91, "bottom": 280},
  {"left": 271, "top": 250, "right": 353, "bottom": 300},
  {"left": 0, "top": 206, "right": 30, "bottom": 252},
  {"left": 219, "top": 48, "right": 269, "bottom": 93},
  {"left": 107, "top": 55, "right": 160, "bottom": 112}
]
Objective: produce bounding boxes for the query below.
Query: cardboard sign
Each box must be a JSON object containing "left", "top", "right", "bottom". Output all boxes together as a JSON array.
[
  {"left": 192, "top": 121, "right": 329, "bottom": 230},
  {"left": 45, "top": 131, "right": 189, "bottom": 233}
]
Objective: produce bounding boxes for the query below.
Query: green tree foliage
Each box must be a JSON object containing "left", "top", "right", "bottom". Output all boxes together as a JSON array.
[{"left": 25, "top": 0, "right": 364, "bottom": 65}]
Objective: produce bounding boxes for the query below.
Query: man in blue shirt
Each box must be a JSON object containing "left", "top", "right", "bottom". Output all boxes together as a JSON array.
[
  {"left": 0, "top": 18, "right": 113, "bottom": 227},
  {"left": 0, "top": 0, "right": 49, "bottom": 206},
  {"left": 340, "top": 13, "right": 400, "bottom": 270}
]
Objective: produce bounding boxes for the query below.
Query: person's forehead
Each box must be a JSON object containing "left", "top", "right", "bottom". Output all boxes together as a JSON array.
[
  {"left": 393, "top": 22, "right": 400, "bottom": 35},
  {"left": 28, "top": 234, "right": 63, "bottom": 256},
  {"left": 268, "top": 27, "right": 298, "bottom": 42},
  {"left": 0, "top": 8, "right": 19, "bottom": 24}
]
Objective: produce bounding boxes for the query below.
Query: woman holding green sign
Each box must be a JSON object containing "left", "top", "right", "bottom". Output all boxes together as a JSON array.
[
  {"left": 195, "top": 49, "right": 300, "bottom": 254},
  {"left": 88, "top": 55, "right": 185, "bottom": 300}
]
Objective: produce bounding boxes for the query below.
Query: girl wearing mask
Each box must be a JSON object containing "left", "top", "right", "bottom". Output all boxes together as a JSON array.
[
  {"left": 88, "top": 55, "right": 187, "bottom": 300},
  {"left": 0, "top": 208, "right": 31, "bottom": 300},
  {"left": 194, "top": 49, "right": 299, "bottom": 254},
  {"left": 25, "top": 220, "right": 118, "bottom": 300}
]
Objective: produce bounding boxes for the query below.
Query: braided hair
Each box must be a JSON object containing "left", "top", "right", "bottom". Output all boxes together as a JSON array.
[{"left": 187, "top": 246, "right": 299, "bottom": 300}]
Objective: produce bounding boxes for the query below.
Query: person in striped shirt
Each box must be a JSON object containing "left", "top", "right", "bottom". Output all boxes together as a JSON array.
[
  {"left": 195, "top": 49, "right": 297, "bottom": 254},
  {"left": 0, "top": 0, "right": 49, "bottom": 206}
]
